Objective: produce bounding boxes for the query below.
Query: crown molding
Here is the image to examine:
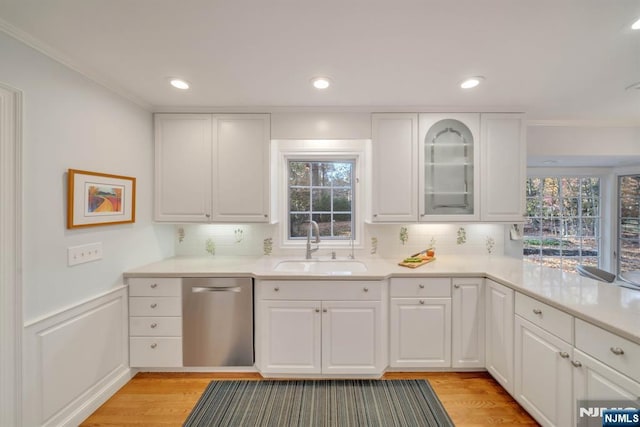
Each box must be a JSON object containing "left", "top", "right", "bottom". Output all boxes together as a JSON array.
[{"left": 0, "top": 17, "right": 151, "bottom": 110}]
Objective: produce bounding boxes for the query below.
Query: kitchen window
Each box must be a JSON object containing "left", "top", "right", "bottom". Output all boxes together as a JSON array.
[
  {"left": 524, "top": 176, "right": 601, "bottom": 272},
  {"left": 618, "top": 174, "right": 640, "bottom": 274},
  {"left": 273, "top": 139, "right": 367, "bottom": 248},
  {"left": 288, "top": 160, "right": 354, "bottom": 240}
]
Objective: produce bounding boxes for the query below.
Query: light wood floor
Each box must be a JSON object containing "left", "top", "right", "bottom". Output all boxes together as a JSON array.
[{"left": 81, "top": 371, "right": 538, "bottom": 426}]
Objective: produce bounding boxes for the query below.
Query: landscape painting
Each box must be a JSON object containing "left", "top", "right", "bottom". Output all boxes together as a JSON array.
[{"left": 67, "top": 169, "right": 136, "bottom": 228}]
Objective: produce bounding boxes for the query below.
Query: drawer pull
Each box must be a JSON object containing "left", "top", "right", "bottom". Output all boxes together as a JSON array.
[
  {"left": 150, "top": 323, "right": 158, "bottom": 329},
  {"left": 363, "top": 287, "right": 369, "bottom": 292},
  {"left": 454, "top": 284, "right": 460, "bottom": 289},
  {"left": 315, "top": 308, "right": 320, "bottom": 313},
  {"left": 559, "top": 351, "right": 570, "bottom": 359},
  {"left": 419, "top": 284, "right": 425, "bottom": 289},
  {"left": 274, "top": 287, "right": 280, "bottom": 292},
  {"left": 419, "top": 300, "right": 425, "bottom": 305},
  {"left": 571, "top": 360, "right": 582, "bottom": 368},
  {"left": 610, "top": 347, "right": 625, "bottom": 356},
  {"left": 532, "top": 308, "right": 542, "bottom": 315},
  {"left": 150, "top": 343, "right": 157, "bottom": 349},
  {"left": 150, "top": 303, "right": 158, "bottom": 309},
  {"left": 323, "top": 309, "right": 327, "bottom": 313},
  {"left": 150, "top": 283, "right": 158, "bottom": 289}
]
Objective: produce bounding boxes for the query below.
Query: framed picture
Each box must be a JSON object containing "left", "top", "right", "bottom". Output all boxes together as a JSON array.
[{"left": 67, "top": 169, "right": 136, "bottom": 229}]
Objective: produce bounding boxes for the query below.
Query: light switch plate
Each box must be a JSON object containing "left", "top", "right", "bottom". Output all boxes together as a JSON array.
[{"left": 68, "top": 242, "right": 103, "bottom": 266}]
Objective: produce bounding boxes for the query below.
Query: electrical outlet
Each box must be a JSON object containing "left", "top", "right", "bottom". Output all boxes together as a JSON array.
[{"left": 68, "top": 242, "right": 103, "bottom": 266}]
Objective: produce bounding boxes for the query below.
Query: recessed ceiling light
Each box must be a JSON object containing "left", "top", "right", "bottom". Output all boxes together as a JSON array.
[
  {"left": 460, "top": 76, "right": 484, "bottom": 89},
  {"left": 170, "top": 79, "right": 190, "bottom": 90},
  {"left": 311, "top": 77, "right": 331, "bottom": 90},
  {"left": 632, "top": 18, "right": 640, "bottom": 30}
]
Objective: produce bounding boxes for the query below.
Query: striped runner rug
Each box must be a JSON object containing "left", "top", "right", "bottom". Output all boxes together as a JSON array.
[{"left": 183, "top": 379, "right": 454, "bottom": 427}]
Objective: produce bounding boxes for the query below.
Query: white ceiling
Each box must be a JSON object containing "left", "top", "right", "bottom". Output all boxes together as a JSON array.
[{"left": 0, "top": 0, "right": 639, "bottom": 122}]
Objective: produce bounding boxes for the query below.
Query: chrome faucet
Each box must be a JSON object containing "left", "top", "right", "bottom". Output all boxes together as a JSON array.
[{"left": 305, "top": 220, "right": 320, "bottom": 259}]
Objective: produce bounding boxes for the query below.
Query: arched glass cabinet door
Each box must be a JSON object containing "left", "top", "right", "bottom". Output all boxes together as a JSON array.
[{"left": 423, "top": 119, "right": 475, "bottom": 216}]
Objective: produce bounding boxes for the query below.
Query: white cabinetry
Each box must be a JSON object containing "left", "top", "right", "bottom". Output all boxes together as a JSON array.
[
  {"left": 419, "top": 113, "right": 480, "bottom": 221},
  {"left": 452, "top": 278, "right": 485, "bottom": 368},
  {"left": 128, "top": 278, "right": 182, "bottom": 367},
  {"left": 371, "top": 113, "right": 418, "bottom": 222},
  {"left": 514, "top": 293, "right": 574, "bottom": 427},
  {"left": 485, "top": 279, "right": 515, "bottom": 394},
  {"left": 480, "top": 113, "right": 526, "bottom": 222},
  {"left": 389, "top": 278, "right": 451, "bottom": 368},
  {"left": 256, "top": 280, "right": 386, "bottom": 376},
  {"left": 154, "top": 113, "right": 270, "bottom": 223}
]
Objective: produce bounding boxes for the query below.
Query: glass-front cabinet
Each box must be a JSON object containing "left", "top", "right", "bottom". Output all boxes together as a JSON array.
[{"left": 418, "top": 114, "right": 480, "bottom": 221}]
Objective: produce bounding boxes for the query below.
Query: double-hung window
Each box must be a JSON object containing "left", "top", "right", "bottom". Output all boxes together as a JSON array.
[
  {"left": 524, "top": 176, "right": 601, "bottom": 271},
  {"left": 618, "top": 174, "right": 640, "bottom": 274}
]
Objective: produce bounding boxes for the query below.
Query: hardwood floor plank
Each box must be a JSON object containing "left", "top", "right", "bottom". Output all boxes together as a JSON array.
[{"left": 81, "top": 371, "right": 538, "bottom": 426}]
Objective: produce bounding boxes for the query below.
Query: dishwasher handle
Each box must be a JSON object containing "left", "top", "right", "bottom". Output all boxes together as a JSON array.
[{"left": 191, "top": 286, "right": 243, "bottom": 293}]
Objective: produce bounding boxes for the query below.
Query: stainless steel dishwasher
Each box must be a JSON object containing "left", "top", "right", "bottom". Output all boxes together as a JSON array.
[{"left": 182, "top": 277, "right": 253, "bottom": 366}]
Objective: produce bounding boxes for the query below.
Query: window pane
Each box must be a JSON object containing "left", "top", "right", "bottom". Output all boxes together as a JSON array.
[
  {"left": 289, "top": 188, "right": 310, "bottom": 212},
  {"left": 541, "top": 197, "right": 560, "bottom": 217},
  {"left": 333, "top": 214, "right": 352, "bottom": 237},
  {"left": 542, "top": 178, "right": 559, "bottom": 197},
  {"left": 580, "top": 238, "right": 599, "bottom": 257},
  {"left": 311, "top": 189, "right": 331, "bottom": 212},
  {"left": 561, "top": 178, "right": 580, "bottom": 198},
  {"left": 562, "top": 198, "right": 579, "bottom": 217},
  {"left": 620, "top": 196, "right": 639, "bottom": 218},
  {"left": 620, "top": 218, "right": 639, "bottom": 239},
  {"left": 289, "top": 162, "right": 310, "bottom": 186},
  {"left": 289, "top": 213, "right": 311, "bottom": 238},
  {"left": 581, "top": 178, "right": 600, "bottom": 198},
  {"left": 524, "top": 218, "right": 541, "bottom": 236},
  {"left": 563, "top": 217, "right": 579, "bottom": 237},
  {"left": 312, "top": 213, "right": 333, "bottom": 237},
  {"left": 310, "top": 162, "right": 352, "bottom": 187},
  {"left": 526, "top": 178, "right": 542, "bottom": 197},
  {"left": 526, "top": 198, "right": 541, "bottom": 217},
  {"left": 581, "top": 198, "right": 599, "bottom": 217},
  {"left": 333, "top": 189, "right": 351, "bottom": 212}
]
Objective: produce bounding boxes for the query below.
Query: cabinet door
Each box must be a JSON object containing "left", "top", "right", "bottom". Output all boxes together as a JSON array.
[
  {"left": 321, "top": 301, "right": 384, "bottom": 375},
  {"left": 258, "top": 300, "right": 321, "bottom": 374},
  {"left": 154, "top": 114, "right": 212, "bottom": 222},
  {"left": 390, "top": 297, "right": 451, "bottom": 368},
  {"left": 452, "top": 278, "right": 485, "bottom": 368},
  {"left": 418, "top": 113, "right": 480, "bottom": 221},
  {"left": 212, "top": 114, "right": 270, "bottom": 222},
  {"left": 573, "top": 349, "right": 640, "bottom": 427},
  {"left": 480, "top": 114, "right": 526, "bottom": 222},
  {"left": 485, "top": 279, "right": 515, "bottom": 395},
  {"left": 371, "top": 113, "right": 418, "bottom": 222},
  {"left": 514, "top": 316, "right": 573, "bottom": 427}
]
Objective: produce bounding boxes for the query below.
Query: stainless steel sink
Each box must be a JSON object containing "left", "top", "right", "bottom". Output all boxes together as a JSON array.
[{"left": 274, "top": 260, "right": 367, "bottom": 275}]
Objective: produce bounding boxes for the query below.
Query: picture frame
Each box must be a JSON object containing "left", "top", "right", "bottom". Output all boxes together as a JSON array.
[{"left": 67, "top": 169, "right": 136, "bottom": 229}]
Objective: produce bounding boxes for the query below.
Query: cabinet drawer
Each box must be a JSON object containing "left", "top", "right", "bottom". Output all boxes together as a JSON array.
[
  {"left": 129, "top": 297, "right": 181, "bottom": 316},
  {"left": 515, "top": 293, "right": 573, "bottom": 343},
  {"left": 390, "top": 278, "right": 451, "bottom": 298},
  {"left": 129, "top": 337, "right": 182, "bottom": 367},
  {"left": 259, "top": 281, "right": 382, "bottom": 300},
  {"left": 128, "top": 277, "right": 181, "bottom": 297},
  {"left": 129, "top": 317, "right": 182, "bottom": 337},
  {"left": 575, "top": 319, "right": 640, "bottom": 381}
]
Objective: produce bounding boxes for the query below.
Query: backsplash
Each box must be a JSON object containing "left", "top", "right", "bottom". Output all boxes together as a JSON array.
[{"left": 174, "top": 223, "right": 511, "bottom": 259}]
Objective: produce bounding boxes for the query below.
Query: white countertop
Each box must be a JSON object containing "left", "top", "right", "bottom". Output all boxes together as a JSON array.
[{"left": 125, "top": 255, "right": 640, "bottom": 345}]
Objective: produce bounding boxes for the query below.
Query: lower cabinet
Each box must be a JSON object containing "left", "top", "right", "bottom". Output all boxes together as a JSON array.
[
  {"left": 514, "top": 315, "right": 573, "bottom": 427},
  {"left": 452, "top": 278, "right": 485, "bottom": 368},
  {"left": 256, "top": 280, "right": 386, "bottom": 376},
  {"left": 485, "top": 279, "right": 515, "bottom": 394}
]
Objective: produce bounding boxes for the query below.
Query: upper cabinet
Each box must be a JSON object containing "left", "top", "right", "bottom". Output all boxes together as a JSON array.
[
  {"left": 371, "top": 112, "right": 525, "bottom": 223},
  {"left": 419, "top": 113, "right": 480, "bottom": 222},
  {"left": 480, "top": 113, "right": 526, "bottom": 222},
  {"left": 371, "top": 114, "right": 418, "bottom": 222},
  {"left": 154, "top": 113, "right": 270, "bottom": 223}
]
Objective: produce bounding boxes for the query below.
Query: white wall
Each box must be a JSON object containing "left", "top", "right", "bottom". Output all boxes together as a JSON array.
[
  {"left": 0, "top": 31, "right": 174, "bottom": 321},
  {"left": 527, "top": 125, "right": 640, "bottom": 157},
  {"left": 271, "top": 112, "right": 371, "bottom": 139}
]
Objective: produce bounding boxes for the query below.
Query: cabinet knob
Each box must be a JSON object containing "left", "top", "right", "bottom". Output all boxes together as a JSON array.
[
  {"left": 150, "top": 323, "right": 158, "bottom": 329},
  {"left": 610, "top": 347, "right": 625, "bottom": 356},
  {"left": 150, "top": 343, "right": 157, "bottom": 349},
  {"left": 205, "top": 214, "right": 211, "bottom": 218},
  {"left": 419, "top": 284, "right": 425, "bottom": 289},
  {"left": 274, "top": 287, "right": 280, "bottom": 292},
  {"left": 454, "top": 284, "right": 460, "bottom": 289},
  {"left": 558, "top": 351, "right": 570, "bottom": 359},
  {"left": 150, "top": 303, "right": 158, "bottom": 309},
  {"left": 373, "top": 214, "right": 378, "bottom": 218},
  {"left": 532, "top": 308, "right": 542, "bottom": 315},
  {"left": 323, "top": 309, "right": 328, "bottom": 313},
  {"left": 363, "top": 287, "right": 369, "bottom": 292},
  {"left": 315, "top": 308, "right": 320, "bottom": 313},
  {"left": 419, "top": 300, "right": 425, "bottom": 305},
  {"left": 571, "top": 360, "right": 582, "bottom": 368},
  {"left": 150, "top": 283, "right": 158, "bottom": 289}
]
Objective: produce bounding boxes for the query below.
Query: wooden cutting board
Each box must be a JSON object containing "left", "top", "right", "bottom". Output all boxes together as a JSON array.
[{"left": 398, "top": 257, "right": 436, "bottom": 268}]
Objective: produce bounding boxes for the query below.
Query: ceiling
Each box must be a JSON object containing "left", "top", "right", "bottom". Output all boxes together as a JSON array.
[{"left": 0, "top": 0, "right": 639, "bottom": 122}]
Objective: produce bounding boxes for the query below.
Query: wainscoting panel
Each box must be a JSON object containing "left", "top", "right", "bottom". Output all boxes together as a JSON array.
[{"left": 23, "top": 286, "right": 132, "bottom": 427}]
